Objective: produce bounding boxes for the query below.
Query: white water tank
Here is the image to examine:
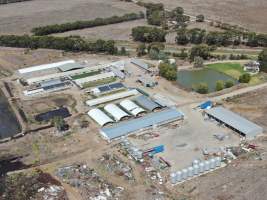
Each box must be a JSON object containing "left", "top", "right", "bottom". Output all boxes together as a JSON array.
[
  {"left": 204, "top": 160, "right": 210, "bottom": 171},
  {"left": 136, "top": 150, "right": 143, "bottom": 159},
  {"left": 199, "top": 162, "right": 205, "bottom": 173},
  {"left": 182, "top": 168, "right": 188, "bottom": 180},
  {"left": 176, "top": 171, "right": 182, "bottom": 182},
  {"left": 193, "top": 165, "right": 199, "bottom": 175},
  {"left": 215, "top": 157, "right": 221, "bottom": 167},
  {"left": 210, "top": 158, "right": 216, "bottom": 169},
  {"left": 170, "top": 172, "right": 177, "bottom": 184},
  {"left": 192, "top": 159, "right": 200, "bottom": 166},
  {"left": 187, "top": 167, "right": 194, "bottom": 177}
]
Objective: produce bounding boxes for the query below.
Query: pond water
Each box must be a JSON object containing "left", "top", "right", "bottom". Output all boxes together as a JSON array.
[
  {"left": 177, "top": 68, "right": 237, "bottom": 92},
  {"left": 0, "top": 89, "right": 21, "bottom": 139}
]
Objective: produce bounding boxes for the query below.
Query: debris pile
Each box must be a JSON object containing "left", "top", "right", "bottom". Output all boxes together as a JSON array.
[
  {"left": 37, "top": 185, "right": 67, "bottom": 200},
  {"left": 119, "top": 139, "right": 143, "bottom": 161},
  {"left": 99, "top": 153, "right": 134, "bottom": 181},
  {"left": 56, "top": 164, "right": 125, "bottom": 200}
]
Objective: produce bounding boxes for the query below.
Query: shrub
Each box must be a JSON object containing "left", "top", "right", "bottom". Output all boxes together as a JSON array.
[
  {"left": 194, "top": 82, "right": 208, "bottom": 94},
  {"left": 193, "top": 56, "right": 204, "bottom": 68},
  {"left": 224, "top": 80, "right": 234, "bottom": 88},
  {"left": 239, "top": 73, "right": 251, "bottom": 83},
  {"left": 215, "top": 80, "right": 225, "bottom": 91},
  {"left": 196, "top": 14, "right": 205, "bottom": 22},
  {"left": 258, "top": 48, "right": 267, "bottom": 72},
  {"left": 159, "top": 62, "right": 177, "bottom": 81}
]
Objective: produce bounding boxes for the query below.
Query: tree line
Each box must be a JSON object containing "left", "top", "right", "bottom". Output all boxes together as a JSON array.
[
  {"left": 32, "top": 12, "right": 145, "bottom": 36},
  {"left": 0, "top": 35, "right": 118, "bottom": 54},
  {"left": 132, "top": 26, "right": 166, "bottom": 43},
  {"left": 176, "top": 28, "right": 267, "bottom": 47}
]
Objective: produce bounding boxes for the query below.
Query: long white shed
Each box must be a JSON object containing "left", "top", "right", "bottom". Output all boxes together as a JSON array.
[
  {"left": 104, "top": 104, "right": 130, "bottom": 121},
  {"left": 120, "top": 99, "right": 145, "bottom": 116},
  {"left": 88, "top": 108, "right": 114, "bottom": 126}
]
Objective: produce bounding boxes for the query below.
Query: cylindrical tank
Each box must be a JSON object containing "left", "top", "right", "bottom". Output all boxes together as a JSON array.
[
  {"left": 204, "top": 160, "right": 210, "bottom": 171},
  {"left": 210, "top": 158, "right": 216, "bottom": 169},
  {"left": 170, "top": 172, "right": 177, "bottom": 184},
  {"left": 187, "top": 167, "right": 194, "bottom": 177},
  {"left": 193, "top": 165, "right": 199, "bottom": 175},
  {"left": 136, "top": 150, "right": 143, "bottom": 159},
  {"left": 182, "top": 168, "right": 188, "bottom": 180},
  {"left": 199, "top": 162, "right": 205, "bottom": 173},
  {"left": 215, "top": 157, "right": 221, "bottom": 167},
  {"left": 176, "top": 171, "right": 182, "bottom": 182},
  {"left": 192, "top": 159, "right": 200, "bottom": 166}
]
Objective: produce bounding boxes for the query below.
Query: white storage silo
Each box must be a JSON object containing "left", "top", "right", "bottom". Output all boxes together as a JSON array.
[
  {"left": 187, "top": 167, "right": 194, "bottom": 177},
  {"left": 170, "top": 172, "right": 177, "bottom": 184},
  {"left": 176, "top": 171, "right": 182, "bottom": 182},
  {"left": 136, "top": 150, "right": 143, "bottom": 159},
  {"left": 199, "top": 162, "right": 205, "bottom": 173},
  {"left": 210, "top": 158, "right": 216, "bottom": 169},
  {"left": 193, "top": 165, "right": 199, "bottom": 175},
  {"left": 215, "top": 157, "right": 221, "bottom": 167},
  {"left": 204, "top": 160, "right": 211, "bottom": 171},
  {"left": 192, "top": 159, "right": 199, "bottom": 166},
  {"left": 182, "top": 168, "right": 188, "bottom": 180}
]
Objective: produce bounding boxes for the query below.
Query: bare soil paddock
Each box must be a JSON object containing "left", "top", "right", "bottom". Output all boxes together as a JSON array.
[
  {"left": 0, "top": 0, "right": 144, "bottom": 34},
  {"left": 143, "top": 0, "right": 267, "bottom": 33},
  {"left": 54, "top": 19, "right": 148, "bottom": 41}
]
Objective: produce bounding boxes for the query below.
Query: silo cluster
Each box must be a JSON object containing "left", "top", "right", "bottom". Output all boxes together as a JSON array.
[{"left": 170, "top": 157, "right": 221, "bottom": 184}]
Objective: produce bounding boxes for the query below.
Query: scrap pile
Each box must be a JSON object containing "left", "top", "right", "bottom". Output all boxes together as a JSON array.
[
  {"left": 37, "top": 185, "right": 67, "bottom": 200},
  {"left": 99, "top": 153, "right": 134, "bottom": 181},
  {"left": 56, "top": 164, "right": 125, "bottom": 200}
]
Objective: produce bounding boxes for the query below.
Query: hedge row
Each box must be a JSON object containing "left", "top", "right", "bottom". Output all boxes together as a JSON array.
[
  {"left": 32, "top": 12, "right": 145, "bottom": 36},
  {"left": 0, "top": 35, "right": 117, "bottom": 54}
]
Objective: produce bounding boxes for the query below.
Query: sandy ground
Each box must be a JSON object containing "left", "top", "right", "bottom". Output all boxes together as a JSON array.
[
  {"left": 54, "top": 19, "right": 148, "bottom": 41},
  {"left": 142, "top": 0, "right": 267, "bottom": 33},
  {"left": 0, "top": 0, "right": 144, "bottom": 34}
]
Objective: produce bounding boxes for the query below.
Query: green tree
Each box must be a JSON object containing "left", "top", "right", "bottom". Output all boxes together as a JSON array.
[
  {"left": 51, "top": 116, "right": 65, "bottom": 131},
  {"left": 215, "top": 80, "right": 224, "bottom": 91},
  {"left": 193, "top": 56, "right": 204, "bottom": 68},
  {"left": 176, "top": 28, "right": 189, "bottom": 45},
  {"left": 258, "top": 48, "right": 267, "bottom": 72},
  {"left": 224, "top": 80, "right": 234, "bottom": 88},
  {"left": 159, "top": 62, "right": 177, "bottom": 81},
  {"left": 136, "top": 43, "right": 146, "bottom": 57},
  {"left": 190, "top": 44, "right": 211, "bottom": 61},
  {"left": 149, "top": 48, "right": 159, "bottom": 60},
  {"left": 196, "top": 14, "right": 205, "bottom": 22},
  {"left": 239, "top": 73, "right": 251, "bottom": 83}
]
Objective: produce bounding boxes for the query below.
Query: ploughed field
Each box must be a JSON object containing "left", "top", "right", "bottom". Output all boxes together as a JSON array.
[
  {"left": 142, "top": 0, "right": 267, "bottom": 33},
  {"left": 0, "top": 0, "right": 143, "bottom": 34}
]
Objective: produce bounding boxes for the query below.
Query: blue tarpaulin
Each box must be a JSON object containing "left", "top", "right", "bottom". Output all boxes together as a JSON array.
[{"left": 199, "top": 101, "right": 212, "bottom": 109}]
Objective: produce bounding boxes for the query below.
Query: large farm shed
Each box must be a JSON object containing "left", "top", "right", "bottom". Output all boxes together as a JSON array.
[
  {"left": 131, "top": 59, "right": 149, "bottom": 71},
  {"left": 86, "top": 89, "right": 139, "bottom": 107},
  {"left": 74, "top": 72, "right": 115, "bottom": 88},
  {"left": 88, "top": 108, "right": 113, "bottom": 126},
  {"left": 205, "top": 107, "right": 263, "bottom": 139},
  {"left": 120, "top": 99, "right": 145, "bottom": 116},
  {"left": 100, "top": 108, "right": 184, "bottom": 141},
  {"left": 18, "top": 60, "right": 75, "bottom": 74},
  {"left": 135, "top": 95, "right": 161, "bottom": 111},
  {"left": 104, "top": 104, "right": 130, "bottom": 121}
]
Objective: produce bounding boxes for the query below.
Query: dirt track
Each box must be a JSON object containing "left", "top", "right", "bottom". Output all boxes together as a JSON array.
[
  {"left": 0, "top": 0, "right": 143, "bottom": 34},
  {"left": 142, "top": 0, "right": 267, "bottom": 33}
]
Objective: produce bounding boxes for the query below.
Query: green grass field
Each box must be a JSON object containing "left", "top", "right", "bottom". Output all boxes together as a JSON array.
[
  {"left": 206, "top": 62, "right": 263, "bottom": 85},
  {"left": 71, "top": 70, "right": 101, "bottom": 80}
]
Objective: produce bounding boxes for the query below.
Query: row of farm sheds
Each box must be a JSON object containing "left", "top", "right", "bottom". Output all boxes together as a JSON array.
[
  {"left": 87, "top": 90, "right": 184, "bottom": 141},
  {"left": 18, "top": 59, "right": 127, "bottom": 96}
]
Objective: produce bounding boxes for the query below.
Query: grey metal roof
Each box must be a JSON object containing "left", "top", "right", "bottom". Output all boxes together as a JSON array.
[
  {"left": 101, "top": 108, "right": 184, "bottom": 140},
  {"left": 206, "top": 106, "right": 263, "bottom": 138},
  {"left": 135, "top": 95, "right": 161, "bottom": 111},
  {"left": 58, "top": 63, "right": 84, "bottom": 72},
  {"left": 131, "top": 59, "right": 149, "bottom": 70},
  {"left": 40, "top": 79, "right": 62, "bottom": 88}
]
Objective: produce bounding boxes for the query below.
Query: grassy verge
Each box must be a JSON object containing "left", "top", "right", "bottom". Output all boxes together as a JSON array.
[
  {"left": 71, "top": 70, "right": 101, "bottom": 80},
  {"left": 206, "top": 62, "right": 264, "bottom": 85},
  {"left": 82, "top": 77, "right": 117, "bottom": 88}
]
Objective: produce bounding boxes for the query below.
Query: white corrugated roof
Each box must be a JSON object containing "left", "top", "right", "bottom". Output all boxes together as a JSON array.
[
  {"left": 104, "top": 104, "right": 130, "bottom": 121},
  {"left": 18, "top": 60, "right": 75, "bottom": 74},
  {"left": 120, "top": 99, "right": 145, "bottom": 116},
  {"left": 88, "top": 108, "right": 113, "bottom": 126},
  {"left": 86, "top": 89, "right": 139, "bottom": 107},
  {"left": 74, "top": 72, "right": 115, "bottom": 87}
]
